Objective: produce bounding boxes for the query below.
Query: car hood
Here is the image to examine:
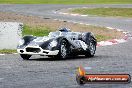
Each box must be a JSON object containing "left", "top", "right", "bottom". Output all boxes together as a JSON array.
[
  {"left": 27, "top": 36, "right": 53, "bottom": 46},
  {"left": 33, "top": 36, "right": 51, "bottom": 42}
]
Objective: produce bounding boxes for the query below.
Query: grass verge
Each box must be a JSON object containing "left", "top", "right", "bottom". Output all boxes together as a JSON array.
[
  {"left": 70, "top": 8, "right": 132, "bottom": 17},
  {"left": 23, "top": 25, "right": 51, "bottom": 36},
  {"left": 0, "top": 0, "right": 132, "bottom": 4},
  {"left": 0, "top": 49, "right": 17, "bottom": 54}
]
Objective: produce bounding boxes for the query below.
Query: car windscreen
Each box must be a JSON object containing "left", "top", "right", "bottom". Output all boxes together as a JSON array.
[
  {"left": 48, "top": 32, "right": 60, "bottom": 37},
  {"left": 49, "top": 31, "right": 69, "bottom": 38}
]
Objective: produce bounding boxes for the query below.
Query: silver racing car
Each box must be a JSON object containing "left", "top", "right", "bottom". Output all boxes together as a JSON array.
[{"left": 17, "top": 28, "right": 97, "bottom": 60}]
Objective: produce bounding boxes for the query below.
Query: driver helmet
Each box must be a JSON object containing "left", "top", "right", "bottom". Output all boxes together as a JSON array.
[{"left": 58, "top": 27, "right": 71, "bottom": 32}]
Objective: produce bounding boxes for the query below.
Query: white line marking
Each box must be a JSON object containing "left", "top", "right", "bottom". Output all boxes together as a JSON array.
[
  {"left": 81, "top": 15, "right": 88, "bottom": 17},
  {"left": 82, "top": 7, "right": 87, "bottom": 8},
  {"left": 116, "top": 29, "right": 122, "bottom": 32},
  {"left": 0, "top": 54, "right": 5, "bottom": 55},
  {"left": 106, "top": 27, "right": 114, "bottom": 29},
  {"left": 123, "top": 31, "right": 129, "bottom": 34},
  {"left": 13, "top": 53, "right": 18, "bottom": 54},
  {"left": 71, "top": 14, "right": 79, "bottom": 16},
  {"left": 116, "top": 39, "right": 126, "bottom": 43},
  {"left": 67, "top": 8, "right": 72, "bottom": 9},
  {"left": 60, "top": 12, "right": 68, "bottom": 15},
  {"left": 85, "top": 24, "right": 90, "bottom": 25},
  {"left": 79, "top": 23, "right": 84, "bottom": 25}
]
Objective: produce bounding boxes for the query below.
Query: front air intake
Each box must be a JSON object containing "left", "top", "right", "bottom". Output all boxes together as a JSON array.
[{"left": 26, "top": 47, "right": 41, "bottom": 53}]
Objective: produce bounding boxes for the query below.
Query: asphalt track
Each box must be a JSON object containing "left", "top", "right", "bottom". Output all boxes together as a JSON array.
[{"left": 0, "top": 4, "right": 132, "bottom": 88}]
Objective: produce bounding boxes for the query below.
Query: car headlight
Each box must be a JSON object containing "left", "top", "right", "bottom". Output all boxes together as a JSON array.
[
  {"left": 19, "top": 39, "right": 25, "bottom": 46},
  {"left": 49, "top": 40, "right": 57, "bottom": 47}
]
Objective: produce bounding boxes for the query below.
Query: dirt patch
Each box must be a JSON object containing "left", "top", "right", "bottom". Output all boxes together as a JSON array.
[{"left": 0, "top": 12, "right": 124, "bottom": 41}]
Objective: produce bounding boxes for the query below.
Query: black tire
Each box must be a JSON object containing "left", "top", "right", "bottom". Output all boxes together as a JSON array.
[
  {"left": 85, "top": 40, "right": 96, "bottom": 57},
  {"left": 20, "top": 54, "right": 31, "bottom": 60},
  {"left": 58, "top": 40, "right": 68, "bottom": 59},
  {"left": 76, "top": 75, "right": 85, "bottom": 85}
]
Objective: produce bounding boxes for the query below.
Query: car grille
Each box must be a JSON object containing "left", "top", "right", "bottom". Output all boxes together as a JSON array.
[{"left": 26, "top": 47, "right": 41, "bottom": 53}]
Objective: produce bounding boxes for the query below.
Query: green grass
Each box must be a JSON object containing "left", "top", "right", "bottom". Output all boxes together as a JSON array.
[
  {"left": 70, "top": 8, "right": 132, "bottom": 17},
  {"left": 0, "top": 49, "right": 17, "bottom": 54},
  {"left": 96, "top": 35, "right": 112, "bottom": 42},
  {"left": 23, "top": 25, "right": 51, "bottom": 36},
  {"left": 0, "top": 0, "right": 132, "bottom": 4}
]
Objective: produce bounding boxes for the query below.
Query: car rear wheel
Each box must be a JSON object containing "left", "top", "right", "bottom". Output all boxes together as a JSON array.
[
  {"left": 20, "top": 54, "right": 31, "bottom": 60},
  {"left": 85, "top": 40, "right": 96, "bottom": 57}
]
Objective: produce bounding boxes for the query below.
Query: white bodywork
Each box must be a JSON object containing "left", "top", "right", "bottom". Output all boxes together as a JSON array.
[
  {"left": 17, "top": 45, "right": 59, "bottom": 56},
  {"left": 17, "top": 31, "right": 89, "bottom": 56}
]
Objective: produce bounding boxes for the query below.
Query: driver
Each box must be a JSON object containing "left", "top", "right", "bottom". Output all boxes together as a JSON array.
[{"left": 58, "top": 27, "right": 71, "bottom": 32}]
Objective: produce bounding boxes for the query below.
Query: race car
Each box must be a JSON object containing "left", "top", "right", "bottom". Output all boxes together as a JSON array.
[{"left": 17, "top": 28, "right": 97, "bottom": 60}]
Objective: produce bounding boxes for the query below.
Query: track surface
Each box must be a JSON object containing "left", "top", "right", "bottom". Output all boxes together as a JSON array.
[{"left": 0, "top": 4, "right": 132, "bottom": 88}]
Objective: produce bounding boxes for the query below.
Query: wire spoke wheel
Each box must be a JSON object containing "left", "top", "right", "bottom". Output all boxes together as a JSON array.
[
  {"left": 60, "top": 42, "right": 67, "bottom": 58},
  {"left": 89, "top": 41, "right": 95, "bottom": 55}
]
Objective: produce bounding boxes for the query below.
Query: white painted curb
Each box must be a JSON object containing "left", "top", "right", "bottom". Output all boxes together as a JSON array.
[
  {"left": 56, "top": 11, "right": 88, "bottom": 17},
  {"left": 0, "top": 54, "right": 5, "bottom": 56}
]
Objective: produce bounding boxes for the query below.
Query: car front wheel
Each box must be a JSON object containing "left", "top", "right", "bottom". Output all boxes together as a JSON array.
[
  {"left": 58, "top": 40, "right": 68, "bottom": 59},
  {"left": 20, "top": 54, "right": 31, "bottom": 60}
]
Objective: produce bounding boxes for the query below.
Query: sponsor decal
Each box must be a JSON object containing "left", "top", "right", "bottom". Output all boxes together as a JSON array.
[{"left": 76, "top": 66, "right": 131, "bottom": 85}]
